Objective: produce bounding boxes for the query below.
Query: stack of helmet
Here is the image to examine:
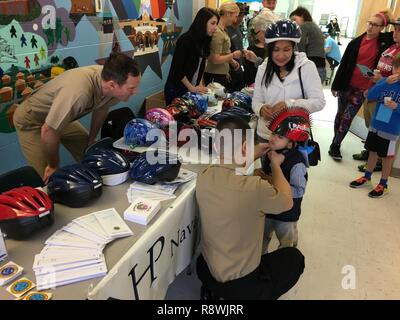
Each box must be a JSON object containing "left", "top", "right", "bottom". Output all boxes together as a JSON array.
[
  {"left": 145, "top": 108, "right": 175, "bottom": 129},
  {"left": 166, "top": 99, "right": 191, "bottom": 123},
  {"left": 163, "top": 122, "right": 200, "bottom": 148},
  {"left": 181, "top": 92, "right": 208, "bottom": 119},
  {"left": 123, "top": 118, "right": 159, "bottom": 147},
  {"left": 207, "top": 82, "right": 227, "bottom": 100},
  {"left": 129, "top": 150, "right": 182, "bottom": 185},
  {"left": 82, "top": 148, "right": 130, "bottom": 186},
  {"left": 222, "top": 91, "right": 253, "bottom": 113},
  {"left": 0, "top": 186, "right": 54, "bottom": 239},
  {"left": 47, "top": 164, "right": 103, "bottom": 208},
  {"left": 210, "top": 106, "right": 254, "bottom": 123}
]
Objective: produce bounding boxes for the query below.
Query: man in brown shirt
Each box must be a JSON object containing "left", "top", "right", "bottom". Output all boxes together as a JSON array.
[
  {"left": 196, "top": 116, "right": 304, "bottom": 299},
  {"left": 13, "top": 52, "right": 141, "bottom": 182}
]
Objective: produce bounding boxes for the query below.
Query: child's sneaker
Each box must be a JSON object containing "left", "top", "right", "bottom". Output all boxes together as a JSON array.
[
  {"left": 349, "top": 176, "right": 371, "bottom": 188},
  {"left": 368, "top": 184, "right": 388, "bottom": 198}
]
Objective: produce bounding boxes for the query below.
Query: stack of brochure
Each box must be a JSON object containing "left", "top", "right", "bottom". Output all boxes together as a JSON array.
[
  {"left": 33, "top": 208, "right": 133, "bottom": 290},
  {"left": 124, "top": 197, "right": 162, "bottom": 225},
  {"left": 126, "top": 168, "right": 197, "bottom": 203}
]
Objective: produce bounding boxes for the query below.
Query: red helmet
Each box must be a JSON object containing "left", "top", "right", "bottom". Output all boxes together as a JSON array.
[
  {"left": 0, "top": 186, "right": 54, "bottom": 239},
  {"left": 268, "top": 107, "right": 311, "bottom": 143}
]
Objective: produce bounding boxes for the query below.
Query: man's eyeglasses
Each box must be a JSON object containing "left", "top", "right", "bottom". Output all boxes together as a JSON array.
[{"left": 366, "top": 21, "right": 383, "bottom": 28}]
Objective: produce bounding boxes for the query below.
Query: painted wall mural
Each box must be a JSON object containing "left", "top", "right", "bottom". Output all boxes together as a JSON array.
[{"left": 0, "top": 0, "right": 183, "bottom": 134}]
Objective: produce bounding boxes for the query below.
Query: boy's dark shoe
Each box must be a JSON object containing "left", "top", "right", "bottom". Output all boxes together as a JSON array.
[
  {"left": 349, "top": 176, "right": 371, "bottom": 188},
  {"left": 358, "top": 162, "right": 382, "bottom": 172},
  {"left": 352, "top": 149, "right": 369, "bottom": 161},
  {"left": 368, "top": 184, "right": 388, "bottom": 198},
  {"left": 328, "top": 143, "right": 342, "bottom": 160}
]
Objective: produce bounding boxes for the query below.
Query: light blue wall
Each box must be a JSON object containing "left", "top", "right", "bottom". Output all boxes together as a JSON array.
[{"left": 0, "top": 0, "right": 193, "bottom": 175}]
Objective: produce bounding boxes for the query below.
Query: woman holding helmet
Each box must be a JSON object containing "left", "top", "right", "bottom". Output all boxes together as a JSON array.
[
  {"left": 164, "top": 7, "right": 219, "bottom": 105},
  {"left": 251, "top": 19, "right": 325, "bottom": 142}
]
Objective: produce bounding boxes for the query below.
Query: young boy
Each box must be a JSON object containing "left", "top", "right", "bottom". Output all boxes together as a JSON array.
[
  {"left": 349, "top": 53, "right": 400, "bottom": 198},
  {"left": 258, "top": 107, "right": 311, "bottom": 251}
]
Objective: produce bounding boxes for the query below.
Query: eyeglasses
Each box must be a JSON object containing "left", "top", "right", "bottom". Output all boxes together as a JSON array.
[{"left": 366, "top": 21, "right": 383, "bottom": 28}]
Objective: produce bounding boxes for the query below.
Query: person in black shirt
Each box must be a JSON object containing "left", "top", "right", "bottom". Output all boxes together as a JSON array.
[
  {"left": 244, "top": 14, "right": 270, "bottom": 86},
  {"left": 164, "top": 7, "right": 219, "bottom": 104}
]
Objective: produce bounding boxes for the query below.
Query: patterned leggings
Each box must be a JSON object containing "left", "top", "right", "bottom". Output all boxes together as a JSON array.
[{"left": 333, "top": 86, "right": 366, "bottom": 145}]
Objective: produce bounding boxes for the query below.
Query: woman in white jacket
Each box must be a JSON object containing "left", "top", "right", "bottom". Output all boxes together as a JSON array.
[{"left": 252, "top": 20, "right": 325, "bottom": 141}]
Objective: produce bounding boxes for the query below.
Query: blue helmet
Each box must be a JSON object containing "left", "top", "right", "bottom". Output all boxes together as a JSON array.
[
  {"left": 47, "top": 164, "right": 103, "bottom": 208},
  {"left": 210, "top": 107, "right": 254, "bottom": 123},
  {"left": 82, "top": 148, "right": 130, "bottom": 186},
  {"left": 182, "top": 92, "right": 208, "bottom": 117},
  {"left": 265, "top": 19, "right": 301, "bottom": 44},
  {"left": 124, "top": 118, "right": 158, "bottom": 147},
  {"left": 129, "top": 150, "right": 182, "bottom": 185},
  {"left": 228, "top": 92, "right": 252, "bottom": 109}
]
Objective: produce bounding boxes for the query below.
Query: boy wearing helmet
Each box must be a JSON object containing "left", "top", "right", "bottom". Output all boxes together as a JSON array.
[{"left": 257, "top": 107, "right": 311, "bottom": 251}]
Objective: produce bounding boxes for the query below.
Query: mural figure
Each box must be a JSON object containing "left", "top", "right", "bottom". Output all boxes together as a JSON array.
[
  {"left": 55, "top": 17, "right": 64, "bottom": 44},
  {"left": 24, "top": 56, "right": 31, "bottom": 69},
  {"left": 10, "top": 25, "right": 17, "bottom": 38},
  {"left": 40, "top": 46, "right": 46, "bottom": 60},
  {"left": 20, "top": 34, "right": 28, "bottom": 47},
  {"left": 31, "top": 35, "right": 38, "bottom": 48},
  {"left": 34, "top": 53, "right": 40, "bottom": 67}
]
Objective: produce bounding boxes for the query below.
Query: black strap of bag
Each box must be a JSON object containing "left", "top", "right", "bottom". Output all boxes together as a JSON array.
[{"left": 298, "top": 66, "right": 321, "bottom": 165}]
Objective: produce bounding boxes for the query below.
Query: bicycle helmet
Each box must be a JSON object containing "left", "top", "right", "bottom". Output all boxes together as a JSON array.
[
  {"left": 166, "top": 102, "right": 191, "bottom": 123},
  {"left": 268, "top": 107, "right": 311, "bottom": 142},
  {"left": 123, "top": 118, "right": 158, "bottom": 147},
  {"left": 182, "top": 92, "right": 208, "bottom": 117},
  {"left": 207, "top": 82, "right": 227, "bottom": 99},
  {"left": 205, "top": 89, "right": 218, "bottom": 107},
  {"left": 47, "top": 164, "right": 103, "bottom": 208},
  {"left": 210, "top": 107, "right": 255, "bottom": 123},
  {"left": 129, "top": 150, "right": 182, "bottom": 185},
  {"left": 229, "top": 92, "right": 252, "bottom": 109},
  {"left": 265, "top": 19, "right": 302, "bottom": 44},
  {"left": 82, "top": 148, "right": 130, "bottom": 186},
  {"left": 145, "top": 108, "right": 175, "bottom": 128},
  {"left": 0, "top": 186, "right": 54, "bottom": 239}
]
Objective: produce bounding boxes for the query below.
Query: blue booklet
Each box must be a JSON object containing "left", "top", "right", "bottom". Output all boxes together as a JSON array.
[{"left": 375, "top": 104, "right": 393, "bottom": 123}]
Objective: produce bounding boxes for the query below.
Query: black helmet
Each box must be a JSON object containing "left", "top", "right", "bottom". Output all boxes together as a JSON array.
[
  {"left": 129, "top": 150, "right": 182, "bottom": 185},
  {"left": 265, "top": 19, "right": 301, "bottom": 44},
  {"left": 82, "top": 148, "right": 130, "bottom": 186},
  {"left": 47, "top": 164, "right": 103, "bottom": 208}
]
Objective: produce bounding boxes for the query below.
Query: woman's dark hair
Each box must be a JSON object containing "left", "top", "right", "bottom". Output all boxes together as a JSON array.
[
  {"left": 102, "top": 52, "right": 140, "bottom": 85},
  {"left": 262, "top": 41, "right": 296, "bottom": 87},
  {"left": 290, "top": 6, "right": 313, "bottom": 22},
  {"left": 188, "top": 7, "right": 219, "bottom": 57}
]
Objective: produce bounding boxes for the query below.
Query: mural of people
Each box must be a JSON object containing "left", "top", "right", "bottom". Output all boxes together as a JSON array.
[
  {"left": 20, "top": 34, "right": 27, "bottom": 47},
  {"left": 40, "top": 46, "right": 46, "bottom": 60},
  {"left": 31, "top": 35, "right": 38, "bottom": 48},
  {"left": 10, "top": 25, "right": 17, "bottom": 38},
  {"left": 24, "top": 56, "right": 31, "bottom": 69},
  {"left": 55, "top": 17, "right": 64, "bottom": 44},
  {"left": 34, "top": 53, "right": 40, "bottom": 67}
]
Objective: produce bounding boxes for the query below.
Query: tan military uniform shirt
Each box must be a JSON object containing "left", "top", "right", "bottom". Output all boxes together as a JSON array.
[
  {"left": 17, "top": 65, "right": 119, "bottom": 132},
  {"left": 195, "top": 164, "right": 290, "bottom": 283},
  {"left": 205, "top": 25, "right": 232, "bottom": 75}
]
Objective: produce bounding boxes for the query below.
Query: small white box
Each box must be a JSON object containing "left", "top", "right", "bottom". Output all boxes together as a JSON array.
[{"left": 124, "top": 198, "right": 162, "bottom": 225}]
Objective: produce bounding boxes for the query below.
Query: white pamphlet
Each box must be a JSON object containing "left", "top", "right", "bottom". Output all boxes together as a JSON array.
[
  {"left": 73, "top": 213, "right": 113, "bottom": 242},
  {"left": 45, "top": 230, "right": 105, "bottom": 250},
  {"left": 36, "top": 261, "right": 107, "bottom": 290},
  {"left": 129, "top": 181, "right": 179, "bottom": 196},
  {"left": 94, "top": 208, "right": 133, "bottom": 239},
  {"left": 63, "top": 221, "right": 110, "bottom": 244}
]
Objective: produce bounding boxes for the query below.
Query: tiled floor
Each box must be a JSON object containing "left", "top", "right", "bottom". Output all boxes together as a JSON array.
[{"left": 166, "top": 39, "right": 400, "bottom": 300}]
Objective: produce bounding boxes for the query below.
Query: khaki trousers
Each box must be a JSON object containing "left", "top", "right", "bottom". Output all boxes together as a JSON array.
[
  {"left": 13, "top": 104, "right": 88, "bottom": 178},
  {"left": 263, "top": 218, "right": 298, "bottom": 253}
]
